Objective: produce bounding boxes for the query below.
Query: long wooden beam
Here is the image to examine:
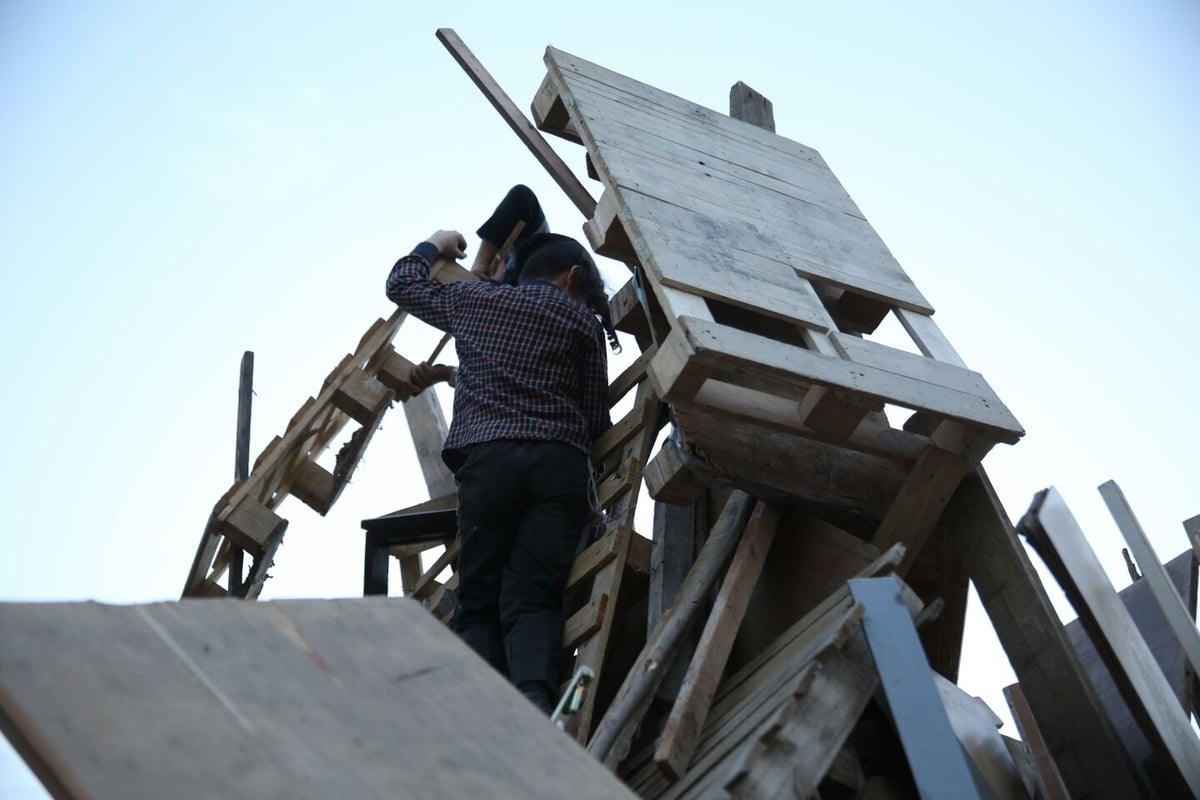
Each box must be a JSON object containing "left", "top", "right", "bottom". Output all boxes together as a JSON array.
[{"left": 435, "top": 29, "right": 597, "bottom": 218}]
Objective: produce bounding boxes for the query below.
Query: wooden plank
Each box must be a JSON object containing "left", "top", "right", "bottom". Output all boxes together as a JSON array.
[
  {"left": 654, "top": 502, "right": 782, "bottom": 779},
  {"left": 331, "top": 369, "right": 392, "bottom": 424},
  {"left": 409, "top": 540, "right": 459, "bottom": 600},
  {"left": 530, "top": 72, "right": 579, "bottom": 143},
  {"left": 1061, "top": 549, "right": 1196, "bottom": 796},
  {"left": 610, "top": 188, "right": 835, "bottom": 331},
  {"left": 658, "top": 603, "right": 875, "bottom": 800},
  {"left": 894, "top": 308, "right": 967, "bottom": 367},
  {"left": 1099, "top": 480, "right": 1200, "bottom": 678},
  {"left": 933, "top": 673, "right": 1030, "bottom": 800},
  {"left": 688, "top": 379, "right": 927, "bottom": 463},
  {"left": 871, "top": 444, "right": 971, "bottom": 576},
  {"left": 730, "top": 513, "right": 880, "bottom": 674},
  {"left": 607, "top": 344, "right": 655, "bottom": 407},
  {"left": 648, "top": 404, "right": 909, "bottom": 527},
  {"left": 542, "top": 49, "right": 934, "bottom": 312},
  {"left": 564, "top": 593, "right": 609, "bottom": 651},
  {"left": 587, "top": 490, "right": 756, "bottom": 766},
  {"left": 1017, "top": 489, "right": 1200, "bottom": 796},
  {"left": 1002, "top": 684, "right": 1070, "bottom": 800},
  {"left": 437, "top": 29, "right": 596, "bottom": 218},
  {"left": 655, "top": 316, "right": 1023, "bottom": 440},
  {"left": 942, "top": 470, "right": 1142, "bottom": 799},
  {"left": 729, "top": 81, "right": 774, "bottom": 131},
  {"left": 592, "top": 396, "right": 653, "bottom": 464},
  {"left": 1020, "top": 487, "right": 1200, "bottom": 797},
  {"left": 565, "top": 531, "right": 620, "bottom": 593},
  {"left": 832, "top": 332, "right": 995, "bottom": 400},
  {"left": 0, "top": 598, "right": 638, "bottom": 800},
  {"left": 402, "top": 390, "right": 456, "bottom": 499}
]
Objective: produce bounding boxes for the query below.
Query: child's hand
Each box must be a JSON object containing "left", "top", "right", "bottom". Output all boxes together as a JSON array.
[
  {"left": 410, "top": 362, "right": 457, "bottom": 393},
  {"left": 425, "top": 230, "right": 468, "bottom": 261}
]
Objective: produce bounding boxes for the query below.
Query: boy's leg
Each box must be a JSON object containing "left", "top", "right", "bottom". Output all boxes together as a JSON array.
[
  {"left": 473, "top": 185, "right": 549, "bottom": 279},
  {"left": 452, "top": 441, "right": 525, "bottom": 678},
  {"left": 499, "top": 442, "right": 591, "bottom": 713}
]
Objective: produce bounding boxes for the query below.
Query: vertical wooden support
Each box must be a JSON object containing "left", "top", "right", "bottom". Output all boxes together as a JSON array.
[
  {"left": 649, "top": 498, "right": 706, "bottom": 703},
  {"left": 728, "top": 81, "right": 775, "bottom": 132},
  {"left": 229, "top": 351, "right": 253, "bottom": 598},
  {"left": 403, "top": 391, "right": 456, "bottom": 498}
]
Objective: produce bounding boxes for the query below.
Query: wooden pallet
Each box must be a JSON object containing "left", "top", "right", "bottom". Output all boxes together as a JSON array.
[
  {"left": 531, "top": 47, "right": 1023, "bottom": 575},
  {"left": 181, "top": 258, "right": 475, "bottom": 598}
]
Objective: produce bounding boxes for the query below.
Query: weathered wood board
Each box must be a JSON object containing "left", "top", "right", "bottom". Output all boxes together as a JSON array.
[
  {"left": 944, "top": 471, "right": 1142, "bottom": 799},
  {"left": 0, "top": 597, "right": 636, "bottom": 800},
  {"left": 1020, "top": 487, "right": 1200, "bottom": 798},
  {"left": 541, "top": 47, "right": 933, "bottom": 316},
  {"left": 1063, "top": 550, "right": 1198, "bottom": 798}
]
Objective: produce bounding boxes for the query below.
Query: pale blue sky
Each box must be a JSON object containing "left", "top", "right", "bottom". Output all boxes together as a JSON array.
[{"left": 2, "top": 1, "right": 1198, "bottom": 795}]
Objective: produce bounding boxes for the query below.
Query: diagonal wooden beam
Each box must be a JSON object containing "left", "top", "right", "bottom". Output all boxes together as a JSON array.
[{"left": 436, "top": 28, "right": 597, "bottom": 218}]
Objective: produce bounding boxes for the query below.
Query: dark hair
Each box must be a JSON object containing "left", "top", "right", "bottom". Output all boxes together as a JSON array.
[{"left": 511, "top": 233, "right": 621, "bottom": 353}]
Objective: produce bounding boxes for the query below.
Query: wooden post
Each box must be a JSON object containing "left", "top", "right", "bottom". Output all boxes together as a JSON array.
[
  {"left": 588, "top": 490, "right": 755, "bottom": 766},
  {"left": 230, "top": 351, "right": 253, "bottom": 598},
  {"left": 729, "top": 81, "right": 775, "bottom": 132}
]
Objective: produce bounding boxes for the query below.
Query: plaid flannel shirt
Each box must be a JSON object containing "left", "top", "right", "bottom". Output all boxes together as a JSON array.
[{"left": 386, "top": 244, "right": 611, "bottom": 471}]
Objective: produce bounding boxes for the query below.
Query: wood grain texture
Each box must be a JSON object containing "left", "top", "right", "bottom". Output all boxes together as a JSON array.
[
  {"left": 542, "top": 46, "right": 933, "bottom": 313},
  {"left": 0, "top": 597, "right": 637, "bottom": 800},
  {"left": 1099, "top": 480, "right": 1200, "bottom": 679},
  {"left": 1020, "top": 487, "right": 1200, "bottom": 797},
  {"left": 944, "top": 471, "right": 1142, "bottom": 799},
  {"left": 653, "top": 502, "right": 782, "bottom": 779}
]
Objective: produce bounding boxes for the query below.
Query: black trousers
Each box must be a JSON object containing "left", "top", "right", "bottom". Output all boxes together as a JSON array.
[
  {"left": 475, "top": 184, "right": 549, "bottom": 285},
  {"left": 452, "top": 439, "right": 590, "bottom": 712}
]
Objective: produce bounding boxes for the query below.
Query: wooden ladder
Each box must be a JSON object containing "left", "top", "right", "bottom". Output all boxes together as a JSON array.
[{"left": 180, "top": 257, "right": 475, "bottom": 598}]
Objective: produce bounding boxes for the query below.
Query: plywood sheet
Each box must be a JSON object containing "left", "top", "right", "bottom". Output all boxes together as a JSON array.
[
  {"left": 544, "top": 47, "right": 933, "bottom": 314},
  {"left": 0, "top": 597, "right": 636, "bottom": 800}
]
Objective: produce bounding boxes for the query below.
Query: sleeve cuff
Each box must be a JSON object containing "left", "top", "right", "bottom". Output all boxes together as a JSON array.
[{"left": 411, "top": 242, "right": 440, "bottom": 265}]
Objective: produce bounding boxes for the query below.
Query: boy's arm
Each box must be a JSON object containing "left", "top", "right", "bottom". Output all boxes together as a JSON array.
[
  {"left": 582, "top": 326, "right": 613, "bottom": 442},
  {"left": 385, "top": 230, "right": 468, "bottom": 332}
]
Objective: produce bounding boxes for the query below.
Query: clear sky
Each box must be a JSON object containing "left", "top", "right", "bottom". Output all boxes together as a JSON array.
[{"left": 2, "top": 1, "right": 1198, "bottom": 795}]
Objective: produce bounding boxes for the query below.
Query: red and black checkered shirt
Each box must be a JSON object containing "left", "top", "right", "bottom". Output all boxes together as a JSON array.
[{"left": 386, "top": 245, "right": 611, "bottom": 471}]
